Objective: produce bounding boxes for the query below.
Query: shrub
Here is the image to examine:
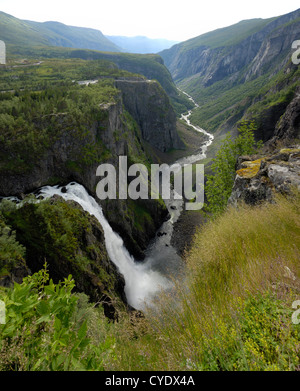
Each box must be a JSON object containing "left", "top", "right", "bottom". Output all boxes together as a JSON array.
[
  {"left": 0, "top": 265, "right": 115, "bottom": 371},
  {"left": 205, "top": 121, "right": 262, "bottom": 215}
]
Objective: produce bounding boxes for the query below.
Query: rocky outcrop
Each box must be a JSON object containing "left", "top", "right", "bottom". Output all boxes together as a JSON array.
[
  {"left": 228, "top": 146, "right": 300, "bottom": 206},
  {"left": 2, "top": 196, "right": 126, "bottom": 319},
  {"left": 0, "top": 92, "right": 169, "bottom": 259},
  {"left": 268, "top": 86, "right": 300, "bottom": 144},
  {"left": 115, "top": 78, "right": 184, "bottom": 152}
]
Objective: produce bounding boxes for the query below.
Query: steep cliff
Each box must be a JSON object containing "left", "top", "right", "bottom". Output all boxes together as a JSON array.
[
  {"left": 0, "top": 93, "right": 168, "bottom": 259},
  {"left": 161, "top": 9, "right": 300, "bottom": 88},
  {"left": 115, "top": 78, "right": 184, "bottom": 151},
  {"left": 268, "top": 85, "right": 300, "bottom": 144},
  {"left": 0, "top": 59, "right": 181, "bottom": 259}
]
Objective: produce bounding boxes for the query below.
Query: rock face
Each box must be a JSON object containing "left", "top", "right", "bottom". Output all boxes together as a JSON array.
[
  {"left": 161, "top": 9, "right": 300, "bottom": 88},
  {"left": 0, "top": 91, "right": 169, "bottom": 259},
  {"left": 115, "top": 78, "right": 184, "bottom": 152},
  {"left": 160, "top": 8, "right": 300, "bottom": 141},
  {"left": 268, "top": 86, "right": 300, "bottom": 144},
  {"left": 228, "top": 146, "right": 300, "bottom": 206}
]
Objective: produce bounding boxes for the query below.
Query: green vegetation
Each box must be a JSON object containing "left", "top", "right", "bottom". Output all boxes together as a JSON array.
[
  {"left": 1, "top": 192, "right": 299, "bottom": 371},
  {"left": 4, "top": 46, "right": 192, "bottom": 116},
  {"left": 0, "top": 11, "right": 49, "bottom": 47},
  {"left": 185, "top": 65, "right": 300, "bottom": 134},
  {"left": 0, "top": 59, "right": 138, "bottom": 174},
  {"left": 160, "top": 9, "right": 300, "bottom": 136},
  {"left": 104, "top": 191, "right": 300, "bottom": 370},
  {"left": 0, "top": 265, "right": 115, "bottom": 370},
  {"left": 0, "top": 196, "right": 119, "bottom": 294},
  {"left": 0, "top": 58, "right": 135, "bottom": 91},
  {"left": 205, "top": 121, "right": 263, "bottom": 215},
  {"left": 0, "top": 213, "right": 25, "bottom": 277},
  {"left": 1, "top": 9, "right": 299, "bottom": 372}
]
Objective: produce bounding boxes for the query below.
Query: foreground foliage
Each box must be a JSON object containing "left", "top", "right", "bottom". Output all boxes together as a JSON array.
[
  {"left": 0, "top": 193, "right": 299, "bottom": 371},
  {"left": 108, "top": 192, "right": 300, "bottom": 371},
  {"left": 0, "top": 265, "right": 114, "bottom": 370}
]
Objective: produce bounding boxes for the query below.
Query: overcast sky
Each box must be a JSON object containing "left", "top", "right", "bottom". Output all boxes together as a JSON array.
[{"left": 0, "top": 0, "right": 299, "bottom": 41}]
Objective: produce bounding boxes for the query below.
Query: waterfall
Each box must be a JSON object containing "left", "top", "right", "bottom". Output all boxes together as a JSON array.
[{"left": 39, "top": 182, "right": 171, "bottom": 310}]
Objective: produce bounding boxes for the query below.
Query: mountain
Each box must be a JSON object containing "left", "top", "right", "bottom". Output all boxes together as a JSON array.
[
  {"left": 0, "top": 11, "right": 191, "bottom": 114},
  {"left": 0, "top": 11, "right": 121, "bottom": 52},
  {"left": 160, "top": 8, "right": 300, "bottom": 143},
  {"left": 106, "top": 35, "right": 179, "bottom": 54}
]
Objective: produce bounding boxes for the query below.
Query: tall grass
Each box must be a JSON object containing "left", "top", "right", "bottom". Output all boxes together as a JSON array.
[{"left": 107, "top": 192, "right": 300, "bottom": 371}]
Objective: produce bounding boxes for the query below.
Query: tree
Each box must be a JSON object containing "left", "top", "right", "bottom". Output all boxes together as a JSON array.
[{"left": 205, "top": 121, "right": 262, "bottom": 215}]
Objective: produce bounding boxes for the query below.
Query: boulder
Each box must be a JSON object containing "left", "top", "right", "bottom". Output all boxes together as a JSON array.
[{"left": 228, "top": 146, "right": 300, "bottom": 206}]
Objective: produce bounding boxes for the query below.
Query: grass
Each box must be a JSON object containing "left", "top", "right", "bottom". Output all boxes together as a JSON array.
[{"left": 104, "top": 191, "right": 300, "bottom": 370}]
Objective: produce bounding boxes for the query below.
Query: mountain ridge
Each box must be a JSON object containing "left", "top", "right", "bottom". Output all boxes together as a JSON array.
[
  {"left": 160, "top": 8, "right": 300, "bottom": 143},
  {"left": 0, "top": 11, "right": 179, "bottom": 54},
  {"left": 0, "top": 11, "right": 121, "bottom": 52}
]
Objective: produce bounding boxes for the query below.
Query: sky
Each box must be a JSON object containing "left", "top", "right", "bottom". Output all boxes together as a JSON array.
[{"left": 0, "top": 0, "right": 299, "bottom": 41}]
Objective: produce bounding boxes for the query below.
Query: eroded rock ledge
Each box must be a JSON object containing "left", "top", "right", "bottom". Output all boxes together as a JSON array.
[{"left": 228, "top": 146, "right": 300, "bottom": 206}]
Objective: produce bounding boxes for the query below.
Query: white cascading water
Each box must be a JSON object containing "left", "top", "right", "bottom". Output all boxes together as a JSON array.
[{"left": 38, "top": 182, "right": 171, "bottom": 310}]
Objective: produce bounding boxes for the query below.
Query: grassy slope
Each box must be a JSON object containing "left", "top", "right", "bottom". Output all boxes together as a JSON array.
[
  {"left": 0, "top": 11, "right": 49, "bottom": 46},
  {"left": 180, "top": 18, "right": 275, "bottom": 51},
  {"left": 160, "top": 17, "right": 275, "bottom": 68},
  {"left": 107, "top": 192, "right": 300, "bottom": 370},
  {"left": 0, "top": 11, "right": 120, "bottom": 52},
  {"left": 25, "top": 20, "right": 121, "bottom": 52},
  {"left": 1, "top": 186, "right": 299, "bottom": 371}
]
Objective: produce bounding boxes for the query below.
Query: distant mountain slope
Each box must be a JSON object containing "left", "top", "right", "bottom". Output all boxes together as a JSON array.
[
  {"left": 26, "top": 21, "right": 122, "bottom": 52},
  {"left": 160, "top": 8, "right": 300, "bottom": 142},
  {"left": 0, "top": 11, "right": 121, "bottom": 52},
  {"left": 106, "top": 35, "right": 179, "bottom": 54},
  {"left": 0, "top": 11, "right": 49, "bottom": 46}
]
